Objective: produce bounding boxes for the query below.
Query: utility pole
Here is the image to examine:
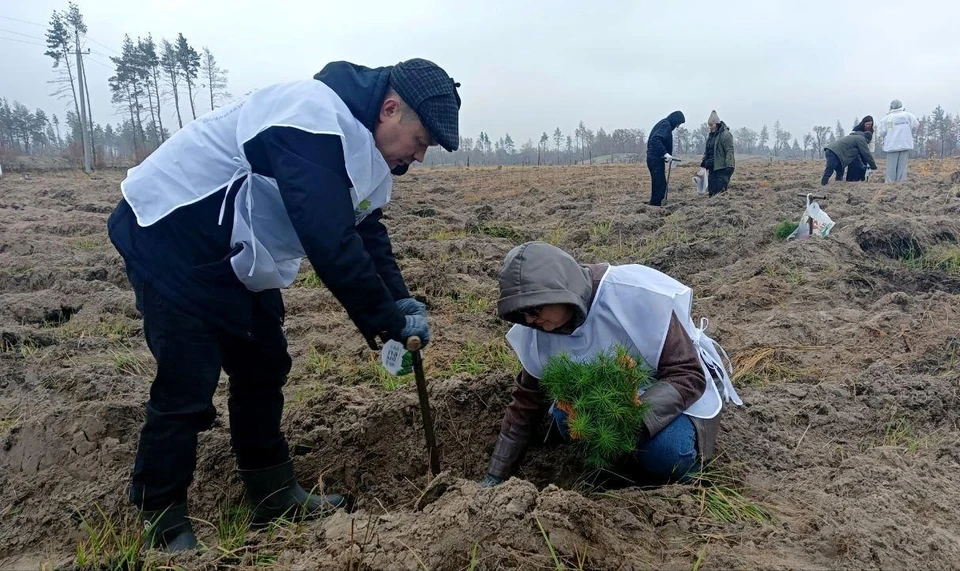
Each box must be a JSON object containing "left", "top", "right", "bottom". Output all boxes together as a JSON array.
[
  {"left": 74, "top": 27, "right": 92, "bottom": 173},
  {"left": 81, "top": 52, "right": 97, "bottom": 168}
]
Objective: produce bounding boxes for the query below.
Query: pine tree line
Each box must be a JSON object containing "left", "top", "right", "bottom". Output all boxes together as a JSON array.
[
  {"left": 0, "top": 2, "right": 231, "bottom": 167},
  {"left": 426, "top": 110, "right": 960, "bottom": 167}
]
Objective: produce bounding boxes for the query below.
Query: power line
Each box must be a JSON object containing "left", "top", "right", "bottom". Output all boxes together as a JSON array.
[
  {"left": 0, "top": 35, "right": 46, "bottom": 47},
  {"left": 85, "top": 35, "right": 120, "bottom": 55},
  {"left": 0, "top": 15, "right": 46, "bottom": 28},
  {"left": 85, "top": 56, "right": 113, "bottom": 69},
  {"left": 0, "top": 27, "right": 45, "bottom": 40},
  {"left": 0, "top": 14, "right": 121, "bottom": 55},
  {"left": 88, "top": 48, "right": 116, "bottom": 60}
]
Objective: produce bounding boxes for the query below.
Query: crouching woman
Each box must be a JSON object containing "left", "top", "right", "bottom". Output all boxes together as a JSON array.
[{"left": 480, "top": 242, "right": 741, "bottom": 487}]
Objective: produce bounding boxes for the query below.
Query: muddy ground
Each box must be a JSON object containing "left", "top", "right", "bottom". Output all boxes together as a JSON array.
[{"left": 2, "top": 159, "right": 960, "bottom": 570}]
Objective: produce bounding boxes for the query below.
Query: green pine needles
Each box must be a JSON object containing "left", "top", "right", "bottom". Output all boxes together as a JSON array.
[{"left": 540, "top": 345, "right": 653, "bottom": 469}]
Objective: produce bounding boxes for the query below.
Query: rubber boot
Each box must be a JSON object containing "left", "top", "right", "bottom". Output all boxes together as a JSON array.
[
  {"left": 141, "top": 502, "right": 198, "bottom": 552},
  {"left": 238, "top": 459, "right": 351, "bottom": 526}
]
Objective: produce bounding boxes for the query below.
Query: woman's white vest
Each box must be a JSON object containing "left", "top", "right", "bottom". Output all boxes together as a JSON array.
[
  {"left": 506, "top": 264, "right": 742, "bottom": 419},
  {"left": 120, "top": 80, "right": 393, "bottom": 292}
]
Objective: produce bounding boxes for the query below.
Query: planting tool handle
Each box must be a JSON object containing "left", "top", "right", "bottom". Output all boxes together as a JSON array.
[{"left": 405, "top": 335, "right": 440, "bottom": 477}]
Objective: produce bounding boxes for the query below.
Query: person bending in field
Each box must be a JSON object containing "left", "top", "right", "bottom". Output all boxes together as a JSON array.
[
  {"left": 843, "top": 116, "right": 874, "bottom": 182},
  {"left": 479, "top": 241, "right": 741, "bottom": 487},
  {"left": 108, "top": 58, "right": 460, "bottom": 552},
  {"left": 822, "top": 131, "right": 876, "bottom": 186}
]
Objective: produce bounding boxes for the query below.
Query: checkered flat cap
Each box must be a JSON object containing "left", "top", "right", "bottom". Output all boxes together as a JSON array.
[{"left": 390, "top": 58, "right": 461, "bottom": 152}]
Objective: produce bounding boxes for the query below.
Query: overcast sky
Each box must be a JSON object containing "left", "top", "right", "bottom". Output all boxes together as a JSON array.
[{"left": 2, "top": 0, "right": 958, "bottom": 146}]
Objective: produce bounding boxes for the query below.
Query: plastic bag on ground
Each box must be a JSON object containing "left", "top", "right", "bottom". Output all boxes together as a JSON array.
[
  {"left": 788, "top": 194, "right": 835, "bottom": 239},
  {"left": 693, "top": 167, "right": 708, "bottom": 195}
]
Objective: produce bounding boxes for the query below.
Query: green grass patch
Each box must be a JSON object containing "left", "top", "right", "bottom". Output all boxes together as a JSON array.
[
  {"left": 193, "top": 504, "right": 281, "bottom": 567},
  {"left": 447, "top": 339, "right": 520, "bottom": 376},
  {"left": 0, "top": 406, "right": 22, "bottom": 437},
  {"left": 881, "top": 418, "right": 923, "bottom": 452},
  {"left": 475, "top": 224, "right": 523, "bottom": 242},
  {"left": 901, "top": 244, "right": 960, "bottom": 275},
  {"left": 695, "top": 471, "right": 773, "bottom": 524},
  {"left": 584, "top": 228, "right": 696, "bottom": 265},
  {"left": 350, "top": 359, "right": 411, "bottom": 391},
  {"left": 455, "top": 293, "right": 493, "bottom": 315},
  {"left": 58, "top": 314, "right": 138, "bottom": 341},
  {"left": 762, "top": 264, "right": 805, "bottom": 286},
  {"left": 302, "top": 346, "right": 334, "bottom": 377},
  {"left": 112, "top": 349, "right": 152, "bottom": 376},
  {"left": 18, "top": 339, "right": 42, "bottom": 360},
  {"left": 293, "top": 271, "right": 323, "bottom": 288},
  {"left": 428, "top": 228, "right": 470, "bottom": 241},
  {"left": 590, "top": 220, "right": 613, "bottom": 240},
  {"left": 74, "top": 505, "right": 148, "bottom": 570},
  {"left": 542, "top": 224, "right": 568, "bottom": 246},
  {"left": 69, "top": 236, "right": 105, "bottom": 250},
  {"left": 774, "top": 220, "right": 799, "bottom": 240}
]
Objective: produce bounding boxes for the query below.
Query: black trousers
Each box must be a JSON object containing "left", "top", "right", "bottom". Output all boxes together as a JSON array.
[
  {"left": 647, "top": 158, "right": 667, "bottom": 206},
  {"left": 127, "top": 271, "right": 291, "bottom": 510},
  {"left": 845, "top": 161, "right": 867, "bottom": 181},
  {"left": 708, "top": 167, "right": 734, "bottom": 196},
  {"left": 821, "top": 149, "right": 844, "bottom": 186}
]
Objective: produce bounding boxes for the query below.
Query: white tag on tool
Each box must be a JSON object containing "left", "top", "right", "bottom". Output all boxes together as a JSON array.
[{"left": 381, "top": 340, "right": 412, "bottom": 376}]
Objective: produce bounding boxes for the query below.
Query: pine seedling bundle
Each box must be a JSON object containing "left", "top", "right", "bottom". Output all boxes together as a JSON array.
[{"left": 540, "top": 345, "right": 653, "bottom": 468}]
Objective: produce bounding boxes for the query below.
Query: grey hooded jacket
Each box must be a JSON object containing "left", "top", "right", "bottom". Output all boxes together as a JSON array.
[{"left": 487, "top": 242, "right": 720, "bottom": 480}]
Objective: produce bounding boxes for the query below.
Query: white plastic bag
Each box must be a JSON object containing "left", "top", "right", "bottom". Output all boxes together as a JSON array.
[
  {"left": 692, "top": 167, "right": 708, "bottom": 195},
  {"left": 788, "top": 194, "right": 835, "bottom": 239}
]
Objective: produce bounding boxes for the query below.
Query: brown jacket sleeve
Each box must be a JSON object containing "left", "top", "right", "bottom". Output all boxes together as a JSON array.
[
  {"left": 486, "top": 313, "right": 706, "bottom": 477},
  {"left": 640, "top": 312, "right": 707, "bottom": 439},
  {"left": 486, "top": 369, "right": 548, "bottom": 479}
]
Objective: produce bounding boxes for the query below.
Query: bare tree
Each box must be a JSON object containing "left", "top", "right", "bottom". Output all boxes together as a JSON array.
[
  {"left": 553, "top": 127, "right": 562, "bottom": 164},
  {"left": 758, "top": 125, "right": 769, "bottom": 155},
  {"left": 201, "top": 47, "right": 231, "bottom": 111},
  {"left": 773, "top": 121, "right": 791, "bottom": 157},
  {"left": 812, "top": 126, "right": 831, "bottom": 158},
  {"left": 803, "top": 133, "right": 814, "bottom": 158},
  {"left": 734, "top": 127, "right": 757, "bottom": 154}
]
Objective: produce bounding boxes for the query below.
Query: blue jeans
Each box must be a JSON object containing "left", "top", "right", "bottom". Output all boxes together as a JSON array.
[{"left": 551, "top": 407, "right": 699, "bottom": 483}]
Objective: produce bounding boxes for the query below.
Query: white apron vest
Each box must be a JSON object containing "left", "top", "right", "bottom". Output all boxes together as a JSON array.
[
  {"left": 120, "top": 79, "right": 392, "bottom": 292},
  {"left": 506, "top": 264, "right": 742, "bottom": 419}
]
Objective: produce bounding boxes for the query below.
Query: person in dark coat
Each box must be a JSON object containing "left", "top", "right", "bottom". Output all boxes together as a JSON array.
[
  {"left": 844, "top": 116, "right": 874, "bottom": 181},
  {"left": 646, "top": 111, "right": 685, "bottom": 206},
  {"left": 822, "top": 131, "right": 877, "bottom": 186},
  {"left": 108, "top": 59, "right": 460, "bottom": 552}
]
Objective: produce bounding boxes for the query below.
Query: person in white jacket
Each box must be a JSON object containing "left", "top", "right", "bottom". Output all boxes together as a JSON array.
[{"left": 878, "top": 100, "right": 920, "bottom": 183}]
